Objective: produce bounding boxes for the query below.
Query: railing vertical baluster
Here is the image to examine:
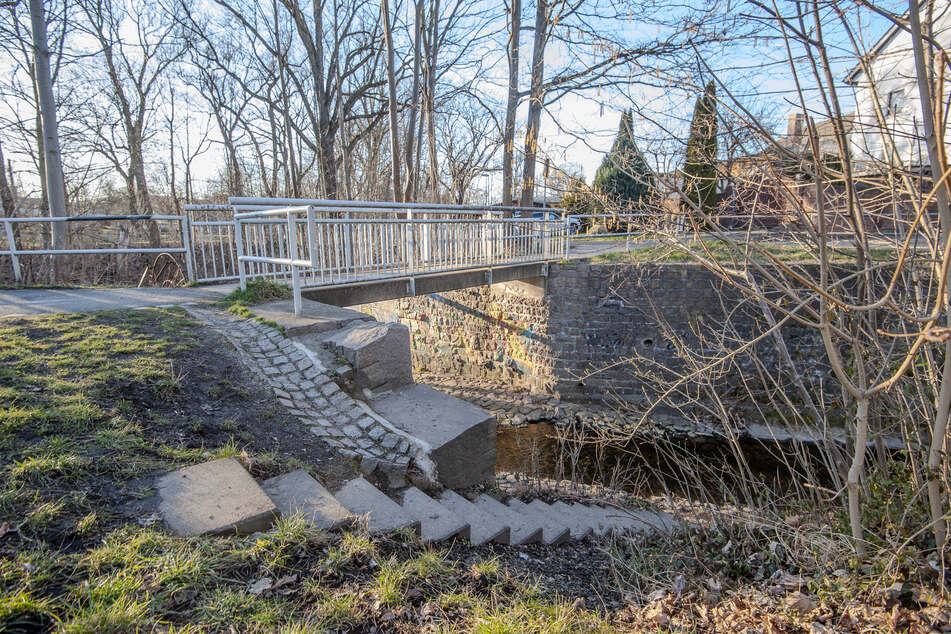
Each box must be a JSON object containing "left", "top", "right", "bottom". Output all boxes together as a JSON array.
[
  {"left": 3, "top": 220, "right": 21, "bottom": 284},
  {"left": 234, "top": 217, "right": 247, "bottom": 290},
  {"left": 287, "top": 210, "right": 302, "bottom": 316},
  {"left": 181, "top": 213, "right": 195, "bottom": 283}
]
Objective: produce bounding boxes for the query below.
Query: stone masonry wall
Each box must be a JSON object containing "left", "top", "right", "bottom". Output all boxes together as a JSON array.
[{"left": 360, "top": 262, "right": 830, "bottom": 403}]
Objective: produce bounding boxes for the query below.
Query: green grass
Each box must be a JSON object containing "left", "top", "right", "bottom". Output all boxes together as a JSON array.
[
  {"left": 216, "top": 279, "right": 291, "bottom": 330},
  {"left": 589, "top": 238, "right": 898, "bottom": 265},
  {"left": 0, "top": 308, "right": 612, "bottom": 632}
]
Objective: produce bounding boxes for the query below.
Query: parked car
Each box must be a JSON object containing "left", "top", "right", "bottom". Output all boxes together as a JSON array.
[{"left": 531, "top": 211, "right": 582, "bottom": 234}]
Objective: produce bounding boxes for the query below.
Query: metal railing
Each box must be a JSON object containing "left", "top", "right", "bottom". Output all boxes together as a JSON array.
[
  {"left": 184, "top": 198, "right": 554, "bottom": 284},
  {"left": 233, "top": 203, "right": 568, "bottom": 315},
  {"left": 0, "top": 214, "right": 192, "bottom": 284}
]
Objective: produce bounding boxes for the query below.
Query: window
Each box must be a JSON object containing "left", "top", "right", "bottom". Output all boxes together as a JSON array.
[{"left": 884, "top": 89, "right": 906, "bottom": 116}]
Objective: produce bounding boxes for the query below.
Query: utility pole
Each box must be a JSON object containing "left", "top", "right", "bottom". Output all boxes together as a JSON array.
[{"left": 29, "top": 0, "right": 68, "bottom": 278}]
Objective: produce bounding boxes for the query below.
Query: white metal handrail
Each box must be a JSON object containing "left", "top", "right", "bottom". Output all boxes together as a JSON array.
[
  {"left": 0, "top": 214, "right": 193, "bottom": 284},
  {"left": 234, "top": 205, "right": 568, "bottom": 315}
]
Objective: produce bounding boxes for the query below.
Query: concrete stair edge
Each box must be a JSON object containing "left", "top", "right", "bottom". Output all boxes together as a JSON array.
[
  {"left": 439, "top": 490, "right": 511, "bottom": 546},
  {"left": 474, "top": 494, "right": 542, "bottom": 546},
  {"left": 507, "top": 499, "right": 571, "bottom": 546}
]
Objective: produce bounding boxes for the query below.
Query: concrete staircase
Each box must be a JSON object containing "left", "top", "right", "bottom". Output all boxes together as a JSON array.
[{"left": 157, "top": 458, "right": 674, "bottom": 543}]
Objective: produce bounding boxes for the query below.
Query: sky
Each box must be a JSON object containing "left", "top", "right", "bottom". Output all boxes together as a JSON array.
[{"left": 0, "top": 0, "right": 906, "bottom": 203}]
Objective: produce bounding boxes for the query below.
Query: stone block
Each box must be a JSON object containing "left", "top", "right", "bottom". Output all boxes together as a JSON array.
[
  {"left": 323, "top": 321, "right": 413, "bottom": 393},
  {"left": 371, "top": 384, "right": 495, "bottom": 489},
  {"left": 156, "top": 458, "right": 277, "bottom": 536},
  {"left": 261, "top": 470, "right": 353, "bottom": 531},
  {"left": 334, "top": 476, "right": 420, "bottom": 534}
]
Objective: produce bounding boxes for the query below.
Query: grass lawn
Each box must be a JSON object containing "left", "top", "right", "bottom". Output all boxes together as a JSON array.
[
  {"left": 0, "top": 308, "right": 614, "bottom": 632},
  {"left": 590, "top": 239, "right": 899, "bottom": 265}
]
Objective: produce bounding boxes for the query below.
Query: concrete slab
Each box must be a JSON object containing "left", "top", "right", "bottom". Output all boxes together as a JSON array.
[
  {"left": 601, "top": 505, "right": 675, "bottom": 535},
  {"left": 261, "top": 470, "right": 353, "bottom": 531},
  {"left": 371, "top": 384, "right": 496, "bottom": 489},
  {"left": 399, "top": 487, "right": 470, "bottom": 544},
  {"left": 156, "top": 458, "right": 278, "bottom": 536},
  {"left": 550, "top": 501, "right": 594, "bottom": 541},
  {"left": 439, "top": 490, "right": 510, "bottom": 546},
  {"left": 252, "top": 299, "right": 372, "bottom": 336},
  {"left": 473, "top": 494, "right": 542, "bottom": 545},
  {"left": 324, "top": 321, "right": 413, "bottom": 393},
  {"left": 334, "top": 476, "right": 420, "bottom": 535},
  {"left": 507, "top": 499, "right": 571, "bottom": 545}
]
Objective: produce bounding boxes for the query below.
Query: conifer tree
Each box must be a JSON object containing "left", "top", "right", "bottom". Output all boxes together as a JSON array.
[
  {"left": 682, "top": 81, "right": 719, "bottom": 220},
  {"left": 592, "top": 110, "right": 654, "bottom": 207}
]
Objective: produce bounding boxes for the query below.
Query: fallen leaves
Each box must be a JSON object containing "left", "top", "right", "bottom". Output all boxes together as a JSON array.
[{"left": 248, "top": 574, "right": 298, "bottom": 596}]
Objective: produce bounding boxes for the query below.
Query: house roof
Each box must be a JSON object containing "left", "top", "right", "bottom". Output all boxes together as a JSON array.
[{"left": 844, "top": 17, "right": 905, "bottom": 84}]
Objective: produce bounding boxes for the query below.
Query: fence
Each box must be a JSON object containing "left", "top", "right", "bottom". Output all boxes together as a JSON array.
[
  {"left": 231, "top": 203, "right": 568, "bottom": 315},
  {"left": 0, "top": 214, "right": 192, "bottom": 284}
]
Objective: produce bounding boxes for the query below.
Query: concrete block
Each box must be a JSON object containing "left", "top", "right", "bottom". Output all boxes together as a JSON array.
[
  {"left": 324, "top": 321, "right": 413, "bottom": 393},
  {"left": 157, "top": 458, "right": 277, "bottom": 536},
  {"left": 439, "top": 490, "right": 510, "bottom": 546},
  {"left": 371, "top": 384, "right": 496, "bottom": 489},
  {"left": 507, "top": 499, "right": 570, "bottom": 545},
  {"left": 473, "top": 494, "right": 541, "bottom": 545},
  {"left": 261, "top": 470, "right": 353, "bottom": 531},
  {"left": 334, "top": 477, "right": 420, "bottom": 535},
  {"left": 550, "top": 501, "right": 594, "bottom": 541},
  {"left": 399, "top": 487, "right": 470, "bottom": 544},
  {"left": 253, "top": 299, "right": 372, "bottom": 336}
]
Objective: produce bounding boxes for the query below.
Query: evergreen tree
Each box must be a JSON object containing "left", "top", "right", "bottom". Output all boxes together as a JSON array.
[
  {"left": 682, "top": 81, "right": 719, "bottom": 220},
  {"left": 592, "top": 110, "right": 654, "bottom": 208}
]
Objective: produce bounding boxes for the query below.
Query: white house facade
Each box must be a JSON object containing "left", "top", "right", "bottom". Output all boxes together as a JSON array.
[{"left": 846, "top": 3, "right": 951, "bottom": 172}]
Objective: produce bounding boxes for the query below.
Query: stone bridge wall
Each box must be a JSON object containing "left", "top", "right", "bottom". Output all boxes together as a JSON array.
[{"left": 360, "top": 262, "right": 829, "bottom": 403}]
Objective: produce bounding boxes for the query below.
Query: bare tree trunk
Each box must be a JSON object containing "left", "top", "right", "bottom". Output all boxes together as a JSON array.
[
  {"left": 501, "top": 0, "right": 520, "bottom": 210},
  {"left": 0, "top": 142, "right": 14, "bottom": 217},
  {"left": 29, "top": 0, "right": 68, "bottom": 280},
  {"left": 518, "top": 0, "right": 546, "bottom": 208},
  {"left": 908, "top": 0, "right": 951, "bottom": 552},
  {"left": 381, "top": 0, "right": 402, "bottom": 202},
  {"left": 848, "top": 396, "right": 870, "bottom": 557},
  {"left": 402, "top": 0, "right": 424, "bottom": 201}
]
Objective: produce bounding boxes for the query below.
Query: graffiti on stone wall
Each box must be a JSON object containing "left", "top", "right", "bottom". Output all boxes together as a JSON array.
[{"left": 362, "top": 291, "right": 547, "bottom": 385}]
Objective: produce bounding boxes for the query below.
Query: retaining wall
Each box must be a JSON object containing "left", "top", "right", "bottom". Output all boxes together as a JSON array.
[{"left": 360, "top": 262, "right": 830, "bottom": 403}]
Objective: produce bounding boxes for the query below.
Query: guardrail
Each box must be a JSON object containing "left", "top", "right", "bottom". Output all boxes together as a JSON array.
[
  {"left": 0, "top": 214, "right": 192, "bottom": 284},
  {"left": 233, "top": 204, "right": 567, "bottom": 315},
  {"left": 184, "top": 198, "right": 559, "bottom": 284}
]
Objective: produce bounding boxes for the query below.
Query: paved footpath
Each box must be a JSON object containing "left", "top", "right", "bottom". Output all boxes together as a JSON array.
[{"left": 0, "top": 285, "right": 237, "bottom": 317}]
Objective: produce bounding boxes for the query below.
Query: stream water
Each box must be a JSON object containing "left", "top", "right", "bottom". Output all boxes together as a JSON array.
[{"left": 494, "top": 421, "right": 842, "bottom": 499}]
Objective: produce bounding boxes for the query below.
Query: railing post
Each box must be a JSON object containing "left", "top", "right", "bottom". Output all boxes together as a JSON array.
[
  {"left": 180, "top": 213, "right": 196, "bottom": 283},
  {"left": 287, "top": 210, "right": 302, "bottom": 316},
  {"left": 234, "top": 216, "right": 247, "bottom": 290},
  {"left": 562, "top": 214, "right": 570, "bottom": 259},
  {"left": 406, "top": 209, "right": 415, "bottom": 274},
  {"left": 3, "top": 220, "right": 21, "bottom": 284}
]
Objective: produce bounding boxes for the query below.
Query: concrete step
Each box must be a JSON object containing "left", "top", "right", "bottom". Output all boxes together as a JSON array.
[
  {"left": 334, "top": 476, "right": 420, "bottom": 535},
  {"left": 156, "top": 457, "right": 278, "bottom": 536},
  {"left": 252, "top": 298, "right": 372, "bottom": 336},
  {"left": 600, "top": 505, "right": 675, "bottom": 535},
  {"left": 474, "top": 494, "right": 542, "bottom": 545},
  {"left": 399, "top": 487, "right": 470, "bottom": 544},
  {"left": 538, "top": 500, "right": 593, "bottom": 541},
  {"left": 371, "top": 384, "right": 496, "bottom": 489},
  {"left": 261, "top": 470, "right": 353, "bottom": 531},
  {"left": 439, "top": 490, "right": 510, "bottom": 546},
  {"left": 506, "top": 499, "right": 571, "bottom": 546},
  {"left": 551, "top": 500, "right": 594, "bottom": 540}
]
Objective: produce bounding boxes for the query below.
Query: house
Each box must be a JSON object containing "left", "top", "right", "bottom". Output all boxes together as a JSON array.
[{"left": 845, "top": 2, "right": 951, "bottom": 172}]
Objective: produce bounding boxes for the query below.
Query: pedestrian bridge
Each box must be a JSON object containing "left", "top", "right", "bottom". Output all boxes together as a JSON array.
[{"left": 189, "top": 198, "right": 569, "bottom": 314}]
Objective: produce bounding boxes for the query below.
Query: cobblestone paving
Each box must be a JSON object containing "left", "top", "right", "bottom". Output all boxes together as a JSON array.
[{"left": 188, "top": 307, "right": 421, "bottom": 482}]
